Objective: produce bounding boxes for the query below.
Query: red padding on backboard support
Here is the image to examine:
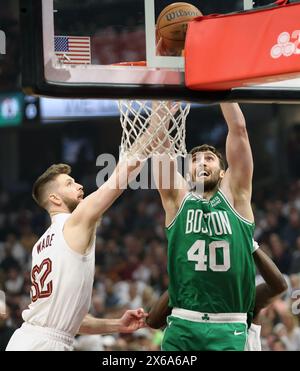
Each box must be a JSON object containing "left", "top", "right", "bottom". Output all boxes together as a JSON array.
[{"left": 185, "top": 1, "right": 300, "bottom": 90}]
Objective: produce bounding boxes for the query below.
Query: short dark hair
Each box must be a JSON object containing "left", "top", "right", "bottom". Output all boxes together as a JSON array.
[
  {"left": 189, "top": 144, "right": 226, "bottom": 170},
  {"left": 32, "top": 164, "right": 71, "bottom": 208}
]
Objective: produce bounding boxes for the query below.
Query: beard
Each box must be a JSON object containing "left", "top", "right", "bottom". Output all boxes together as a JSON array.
[
  {"left": 203, "top": 175, "right": 220, "bottom": 192},
  {"left": 62, "top": 196, "right": 80, "bottom": 213},
  {"left": 192, "top": 170, "right": 221, "bottom": 195}
]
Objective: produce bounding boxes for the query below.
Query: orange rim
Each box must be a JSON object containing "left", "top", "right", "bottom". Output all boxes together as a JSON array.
[{"left": 112, "top": 61, "right": 146, "bottom": 67}]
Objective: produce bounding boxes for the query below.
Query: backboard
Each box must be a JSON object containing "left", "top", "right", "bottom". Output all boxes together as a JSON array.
[{"left": 20, "top": 0, "right": 300, "bottom": 101}]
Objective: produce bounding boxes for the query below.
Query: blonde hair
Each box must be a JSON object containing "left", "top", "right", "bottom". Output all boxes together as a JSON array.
[{"left": 32, "top": 164, "right": 71, "bottom": 208}]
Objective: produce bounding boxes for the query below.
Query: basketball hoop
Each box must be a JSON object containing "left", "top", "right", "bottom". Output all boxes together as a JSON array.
[{"left": 116, "top": 62, "right": 191, "bottom": 161}]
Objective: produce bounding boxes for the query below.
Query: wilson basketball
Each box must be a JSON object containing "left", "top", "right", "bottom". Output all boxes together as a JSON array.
[{"left": 156, "top": 2, "right": 202, "bottom": 52}]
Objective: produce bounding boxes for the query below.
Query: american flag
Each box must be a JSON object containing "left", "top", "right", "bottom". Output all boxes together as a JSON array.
[{"left": 54, "top": 36, "right": 91, "bottom": 65}]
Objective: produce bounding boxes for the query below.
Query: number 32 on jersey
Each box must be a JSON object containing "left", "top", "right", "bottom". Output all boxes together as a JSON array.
[{"left": 31, "top": 258, "right": 53, "bottom": 302}]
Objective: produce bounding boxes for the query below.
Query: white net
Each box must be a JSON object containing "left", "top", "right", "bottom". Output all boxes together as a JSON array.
[{"left": 118, "top": 100, "right": 191, "bottom": 161}]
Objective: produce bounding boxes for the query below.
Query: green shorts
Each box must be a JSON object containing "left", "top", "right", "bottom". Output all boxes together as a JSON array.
[{"left": 162, "top": 315, "right": 248, "bottom": 351}]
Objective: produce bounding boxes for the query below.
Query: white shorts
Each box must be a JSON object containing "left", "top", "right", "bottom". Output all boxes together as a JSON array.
[
  {"left": 6, "top": 322, "right": 74, "bottom": 351},
  {"left": 244, "top": 323, "right": 262, "bottom": 351}
]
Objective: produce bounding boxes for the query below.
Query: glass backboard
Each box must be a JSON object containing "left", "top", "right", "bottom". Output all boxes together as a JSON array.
[{"left": 20, "top": 0, "right": 300, "bottom": 101}]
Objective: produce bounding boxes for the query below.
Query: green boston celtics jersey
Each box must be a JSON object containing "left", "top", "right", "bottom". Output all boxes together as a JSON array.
[{"left": 166, "top": 190, "right": 256, "bottom": 317}]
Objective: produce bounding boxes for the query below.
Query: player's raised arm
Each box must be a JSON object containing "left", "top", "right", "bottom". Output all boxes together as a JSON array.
[
  {"left": 64, "top": 159, "right": 142, "bottom": 254},
  {"left": 149, "top": 102, "right": 188, "bottom": 226},
  {"left": 221, "top": 103, "right": 253, "bottom": 197},
  {"left": 65, "top": 102, "right": 185, "bottom": 254},
  {"left": 220, "top": 103, "right": 254, "bottom": 222}
]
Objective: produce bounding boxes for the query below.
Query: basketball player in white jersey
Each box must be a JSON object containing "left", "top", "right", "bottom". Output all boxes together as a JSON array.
[{"left": 6, "top": 160, "right": 147, "bottom": 351}]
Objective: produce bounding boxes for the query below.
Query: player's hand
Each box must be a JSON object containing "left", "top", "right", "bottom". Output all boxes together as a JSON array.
[
  {"left": 151, "top": 101, "right": 179, "bottom": 117},
  {"left": 156, "top": 36, "right": 168, "bottom": 56},
  {"left": 156, "top": 36, "right": 182, "bottom": 56},
  {"left": 118, "top": 308, "right": 148, "bottom": 333}
]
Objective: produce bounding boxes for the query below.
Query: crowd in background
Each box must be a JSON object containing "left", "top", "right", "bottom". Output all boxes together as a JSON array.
[{"left": 0, "top": 175, "right": 300, "bottom": 351}]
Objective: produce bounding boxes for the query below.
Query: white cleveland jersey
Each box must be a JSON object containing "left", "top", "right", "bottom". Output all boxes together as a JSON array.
[{"left": 22, "top": 213, "right": 95, "bottom": 337}]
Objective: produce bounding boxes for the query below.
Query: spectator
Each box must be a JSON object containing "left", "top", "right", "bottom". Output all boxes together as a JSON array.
[
  {"left": 269, "top": 233, "right": 292, "bottom": 274},
  {"left": 281, "top": 208, "right": 300, "bottom": 248},
  {"left": 0, "top": 310, "right": 15, "bottom": 351},
  {"left": 290, "top": 236, "right": 300, "bottom": 274}
]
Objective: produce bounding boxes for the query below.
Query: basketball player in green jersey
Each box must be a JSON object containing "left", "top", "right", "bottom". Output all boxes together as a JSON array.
[
  {"left": 146, "top": 245, "right": 287, "bottom": 351},
  {"left": 152, "top": 103, "right": 256, "bottom": 351}
]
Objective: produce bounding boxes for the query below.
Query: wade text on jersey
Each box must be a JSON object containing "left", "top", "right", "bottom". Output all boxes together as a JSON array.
[{"left": 36, "top": 234, "right": 55, "bottom": 254}]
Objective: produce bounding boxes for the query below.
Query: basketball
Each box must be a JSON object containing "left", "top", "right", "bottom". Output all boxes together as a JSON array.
[{"left": 156, "top": 2, "right": 202, "bottom": 52}]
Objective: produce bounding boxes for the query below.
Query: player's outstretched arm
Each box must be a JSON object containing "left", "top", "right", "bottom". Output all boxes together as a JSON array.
[
  {"left": 68, "top": 102, "right": 180, "bottom": 242},
  {"left": 64, "top": 158, "right": 143, "bottom": 254},
  {"left": 78, "top": 308, "right": 148, "bottom": 335},
  {"left": 221, "top": 103, "right": 253, "bottom": 194},
  {"left": 152, "top": 37, "right": 188, "bottom": 217},
  {"left": 220, "top": 103, "right": 254, "bottom": 221},
  {"left": 253, "top": 248, "right": 287, "bottom": 320},
  {"left": 150, "top": 102, "right": 188, "bottom": 226},
  {"left": 71, "top": 158, "right": 141, "bottom": 223},
  {"left": 146, "top": 290, "right": 171, "bottom": 329}
]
